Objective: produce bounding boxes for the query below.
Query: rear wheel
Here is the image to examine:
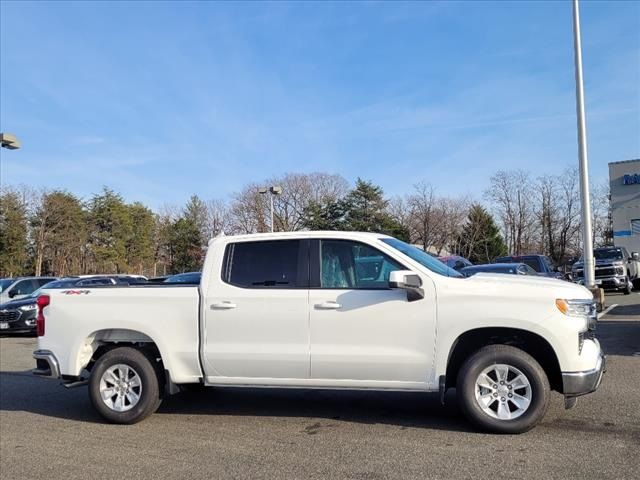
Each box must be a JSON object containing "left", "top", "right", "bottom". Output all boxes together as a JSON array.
[
  {"left": 457, "top": 345, "right": 550, "bottom": 434},
  {"left": 89, "top": 347, "right": 162, "bottom": 424}
]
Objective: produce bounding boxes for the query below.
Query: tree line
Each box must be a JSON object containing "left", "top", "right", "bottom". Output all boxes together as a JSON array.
[{"left": 0, "top": 167, "right": 610, "bottom": 277}]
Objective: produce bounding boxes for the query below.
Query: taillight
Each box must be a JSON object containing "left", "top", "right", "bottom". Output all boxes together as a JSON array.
[{"left": 36, "top": 295, "right": 50, "bottom": 337}]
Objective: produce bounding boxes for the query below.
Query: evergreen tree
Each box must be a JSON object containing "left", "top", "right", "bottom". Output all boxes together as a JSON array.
[
  {"left": 168, "top": 196, "right": 206, "bottom": 273},
  {"left": 87, "top": 187, "right": 133, "bottom": 273},
  {"left": 301, "top": 200, "right": 345, "bottom": 230},
  {"left": 126, "top": 202, "right": 155, "bottom": 274},
  {"left": 458, "top": 204, "right": 507, "bottom": 263},
  {"left": 0, "top": 190, "right": 29, "bottom": 276},
  {"left": 31, "top": 191, "right": 86, "bottom": 276},
  {"left": 342, "top": 179, "right": 409, "bottom": 240}
]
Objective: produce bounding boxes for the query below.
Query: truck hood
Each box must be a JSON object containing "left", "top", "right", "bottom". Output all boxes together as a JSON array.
[
  {"left": 0, "top": 296, "right": 37, "bottom": 309},
  {"left": 464, "top": 272, "right": 592, "bottom": 300}
]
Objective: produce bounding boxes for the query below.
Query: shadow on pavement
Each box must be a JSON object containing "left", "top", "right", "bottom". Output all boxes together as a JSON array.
[
  {"left": 596, "top": 319, "right": 640, "bottom": 356},
  {"left": 0, "top": 369, "right": 473, "bottom": 433},
  {"left": 603, "top": 303, "right": 640, "bottom": 318}
]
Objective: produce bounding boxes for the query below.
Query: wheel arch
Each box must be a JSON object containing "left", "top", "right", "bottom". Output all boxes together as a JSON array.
[
  {"left": 444, "top": 327, "right": 563, "bottom": 393},
  {"left": 77, "top": 328, "right": 167, "bottom": 376}
]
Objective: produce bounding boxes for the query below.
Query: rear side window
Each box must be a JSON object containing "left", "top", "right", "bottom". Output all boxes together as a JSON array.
[{"left": 223, "top": 240, "right": 303, "bottom": 288}]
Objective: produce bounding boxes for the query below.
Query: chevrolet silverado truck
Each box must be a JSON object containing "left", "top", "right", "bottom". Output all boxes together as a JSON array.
[
  {"left": 32, "top": 232, "right": 605, "bottom": 433},
  {"left": 572, "top": 246, "right": 639, "bottom": 294}
]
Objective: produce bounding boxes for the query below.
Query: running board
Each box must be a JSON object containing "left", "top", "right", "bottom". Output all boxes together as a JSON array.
[{"left": 63, "top": 379, "right": 88, "bottom": 389}]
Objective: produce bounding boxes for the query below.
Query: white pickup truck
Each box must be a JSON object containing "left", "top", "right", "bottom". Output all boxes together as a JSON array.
[{"left": 33, "top": 231, "right": 605, "bottom": 433}]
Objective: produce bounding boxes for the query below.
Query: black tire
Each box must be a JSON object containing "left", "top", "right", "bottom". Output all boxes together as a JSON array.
[
  {"left": 456, "top": 345, "right": 550, "bottom": 434},
  {"left": 89, "top": 347, "right": 162, "bottom": 424}
]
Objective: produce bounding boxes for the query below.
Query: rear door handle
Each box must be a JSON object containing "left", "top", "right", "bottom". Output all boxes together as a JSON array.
[
  {"left": 315, "top": 301, "right": 341, "bottom": 310},
  {"left": 210, "top": 301, "right": 237, "bottom": 310}
]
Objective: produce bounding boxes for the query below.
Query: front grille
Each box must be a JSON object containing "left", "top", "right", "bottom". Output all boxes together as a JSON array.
[
  {"left": 595, "top": 267, "right": 616, "bottom": 277},
  {"left": 0, "top": 310, "right": 20, "bottom": 322},
  {"left": 574, "top": 267, "right": 623, "bottom": 278}
]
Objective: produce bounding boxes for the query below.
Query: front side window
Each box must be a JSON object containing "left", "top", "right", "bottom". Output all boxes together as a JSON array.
[
  {"left": 224, "top": 240, "right": 302, "bottom": 288},
  {"left": 320, "top": 240, "right": 403, "bottom": 289}
]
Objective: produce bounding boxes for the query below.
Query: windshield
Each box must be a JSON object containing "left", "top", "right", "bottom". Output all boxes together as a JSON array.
[
  {"left": 381, "top": 238, "right": 462, "bottom": 278},
  {"left": 0, "top": 279, "right": 14, "bottom": 293},
  {"left": 593, "top": 249, "right": 624, "bottom": 260}
]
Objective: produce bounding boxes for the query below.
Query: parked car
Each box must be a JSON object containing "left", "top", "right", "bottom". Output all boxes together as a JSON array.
[
  {"left": 460, "top": 263, "right": 538, "bottom": 277},
  {"left": 494, "top": 255, "right": 564, "bottom": 280},
  {"left": 571, "top": 246, "right": 639, "bottom": 294},
  {"left": 33, "top": 231, "right": 604, "bottom": 433},
  {"left": 0, "top": 276, "right": 129, "bottom": 334},
  {"left": 0, "top": 277, "right": 57, "bottom": 303},
  {"left": 437, "top": 255, "right": 473, "bottom": 272},
  {"left": 164, "top": 272, "right": 201, "bottom": 284}
]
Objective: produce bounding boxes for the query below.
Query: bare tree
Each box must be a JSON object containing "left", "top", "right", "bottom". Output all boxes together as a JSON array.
[
  {"left": 406, "top": 182, "right": 443, "bottom": 251},
  {"left": 229, "top": 173, "right": 349, "bottom": 233},
  {"left": 591, "top": 180, "right": 612, "bottom": 248},
  {"left": 486, "top": 170, "right": 537, "bottom": 255}
]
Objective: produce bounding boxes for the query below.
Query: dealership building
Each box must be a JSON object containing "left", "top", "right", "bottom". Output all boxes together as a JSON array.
[{"left": 609, "top": 159, "right": 640, "bottom": 253}]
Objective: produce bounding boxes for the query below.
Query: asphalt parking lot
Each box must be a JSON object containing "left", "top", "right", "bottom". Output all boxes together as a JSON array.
[{"left": 1, "top": 293, "right": 639, "bottom": 480}]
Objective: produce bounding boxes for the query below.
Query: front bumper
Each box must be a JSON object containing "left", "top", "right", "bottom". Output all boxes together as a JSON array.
[
  {"left": 0, "top": 310, "right": 36, "bottom": 333},
  {"left": 575, "top": 275, "right": 627, "bottom": 290},
  {"left": 33, "top": 350, "right": 61, "bottom": 379},
  {"left": 562, "top": 351, "right": 606, "bottom": 397}
]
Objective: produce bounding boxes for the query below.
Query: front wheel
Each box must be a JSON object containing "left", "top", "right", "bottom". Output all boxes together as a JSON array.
[
  {"left": 457, "top": 345, "right": 550, "bottom": 434},
  {"left": 89, "top": 347, "right": 162, "bottom": 424}
]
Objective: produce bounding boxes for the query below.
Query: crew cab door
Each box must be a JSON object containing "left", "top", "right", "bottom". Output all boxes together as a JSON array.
[
  {"left": 202, "top": 239, "right": 310, "bottom": 381},
  {"left": 308, "top": 239, "right": 436, "bottom": 387}
]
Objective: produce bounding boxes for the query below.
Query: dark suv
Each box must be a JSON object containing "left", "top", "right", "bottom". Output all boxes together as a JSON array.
[{"left": 494, "top": 255, "right": 565, "bottom": 280}]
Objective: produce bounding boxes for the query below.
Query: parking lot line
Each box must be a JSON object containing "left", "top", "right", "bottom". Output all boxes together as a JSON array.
[{"left": 598, "top": 303, "right": 618, "bottom": 319}]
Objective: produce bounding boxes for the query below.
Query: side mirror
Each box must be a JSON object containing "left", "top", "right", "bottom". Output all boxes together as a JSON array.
[
  {"left": 8, "top": 289, "right": 18, "bottom": 298},
  {"left": 389, "top": 270, "right": 424, "bottom": 301}
]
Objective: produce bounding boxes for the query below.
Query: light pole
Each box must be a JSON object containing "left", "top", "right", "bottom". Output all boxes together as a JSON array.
[
  {"left": 572, "top": 0, "right": 602, "bottom": 307},
  {"left": 258, "top": 185, "right": 282, "bottom": 233},
  {"left": 0, "top": 133, "right": 21, "bottom": 150}
]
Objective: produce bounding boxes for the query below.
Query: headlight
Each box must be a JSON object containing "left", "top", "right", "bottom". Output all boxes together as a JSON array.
[
  {"left": 556, "top": 298, "right": 597, "bottom": 332},
  {"left": 615, "top": 267, "right": 625, "bottom": 275},
  {"left": 19, "top": 304, "right": 37, "bottom": 312},
  {"left": 555, "top": 299, "right": 593, "bottom": 317}
]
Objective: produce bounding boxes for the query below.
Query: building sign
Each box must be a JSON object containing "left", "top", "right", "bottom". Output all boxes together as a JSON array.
[{"left": 623, "top": 173, "right": 640, "bottom": 185}]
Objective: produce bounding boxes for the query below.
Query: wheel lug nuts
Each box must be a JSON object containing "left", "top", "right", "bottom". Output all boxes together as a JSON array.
[
  {"left": 493, "top": 393, "right": 498, "bottom": 397},
  {"left": 508, "top": 393, "right": 513, "bottom": 398},
  {"left": 500, "top": 381, "right": 504, "bottom": 385},
  {"left": 508, "top": 385, "right": 512, "bottom": 389},
  {"left": 501, "top": 397, "right": 506, "bottom": 402},
  {"left": 493, "top": 384, "right": 498, "bottom": 389}
]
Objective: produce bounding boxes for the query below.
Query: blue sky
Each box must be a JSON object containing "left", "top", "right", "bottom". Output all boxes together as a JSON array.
[{"left": 1, "top": 0, "right": 638, "bottom": 208}]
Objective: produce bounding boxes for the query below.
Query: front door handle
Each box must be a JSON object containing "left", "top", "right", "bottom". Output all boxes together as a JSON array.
[
  {"left": 315, "top": 301, "right": 341, "bottom": 310},
  {"left": 210, "top": 301, "right": 237, "bottom": 310}
]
